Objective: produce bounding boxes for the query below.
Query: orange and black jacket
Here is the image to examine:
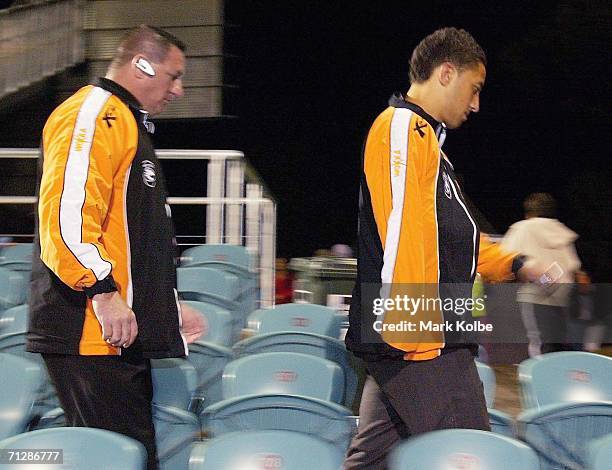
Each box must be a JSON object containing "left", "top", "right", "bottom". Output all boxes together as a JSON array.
[
  {"left": 345, "top": 95, "right": 523, "bottom": 362},
  {"left": 27, "top": 78, "right": 187, "bottom": 358}
]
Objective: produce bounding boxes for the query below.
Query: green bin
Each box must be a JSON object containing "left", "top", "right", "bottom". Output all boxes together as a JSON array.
[{"left": 288, "top": 257, "right": 357, "bottom": 306}]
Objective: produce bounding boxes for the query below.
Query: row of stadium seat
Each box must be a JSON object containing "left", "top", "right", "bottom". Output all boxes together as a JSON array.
[
  {"left": 3, "top": 299, "right": 612, "bottom": 467},
  {"left": 2, "top": 420, "right": 612, "bottom": 469},
  {"left": 2, "top": 345, "right": 611, "bottom": 467},
  {"left": 478, "top": 351, "right": 612, "bottom": 469},
  {"left": 3, "top": 244, "right": 612, "bottom": 469},
  {"left": 53, "top": 352, "right": 612, "bottom": 468}
]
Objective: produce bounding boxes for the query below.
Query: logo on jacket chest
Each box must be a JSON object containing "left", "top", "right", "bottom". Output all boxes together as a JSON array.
[
  {"left": 442, "top": 172, "right": 453, "bottom": 199},
  {"left": 141, "top": 160, "right": 157, "bottom": 188}
]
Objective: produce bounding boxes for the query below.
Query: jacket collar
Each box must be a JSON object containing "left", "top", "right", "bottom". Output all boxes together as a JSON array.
[
  {"left": 95, "top": 78, "right": 142, "bottom": 111},
  {"left": 95, "top": 78, "right": 155, "bottom": 133},
  {"left": 388, "top": 93, "right": 447, "bottom": 147}
]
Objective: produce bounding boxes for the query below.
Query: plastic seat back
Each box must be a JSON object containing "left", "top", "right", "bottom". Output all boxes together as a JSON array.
[
  {"left": 181, "top": 244, "right": 252, "bottom": 271},
  {"left": 177, "top": 267, "right": 239, "bottom": 302},
  {"left": 189, "top": 430, "right": 344, "bottom": 470},
  {"left": 153, "top": 404, "right": 200, "bottom": 470},
  {"left": 0, "top": 310, "right": 60, "bottom": 416},
  {"left": 588, "top": 433, "right": 612, "bottom": 470},
  {"left": 0, "top": 267, "right": 27, "bottom": 311},
  {"left": 475, "top": 360, "right": 496, "bottom": 408},
  {"left": 233, "top": 331, "right": 358, "bottom": 408},
  {"left": 519, "top": 351, "right": 612, "bottom": 409},
  {"left": 0, "top": 353, "right": 46, "bottom": 439},
  {"left": 389, "top": 429, "right": 539, "bottom": 470},
  {"left": 0, "top": 244, "right": 33, "bottom": 272},
  {"left": 187, "top": 341, "right": 234, "bottom": 408},
  {"left": 517, "top": 401, "right": 612, "bottom": 470},
  {"left": 0, "top": 304, "right": 28, "bottom": 334},
  {"left": 183, "top": 301, "right": 233, "bottom": 346},
  {"left": 489, "top": 408, "right": 515, "bottom": 437},
  {"left": 181, "top": 244, "right": 257, "bottom": 318},
  {"left": 201, "top": 394, "right": 355, "bottom": 453},
  {"left": 0, "top": 427, "right": 146, "bottom": 469},
  {"left": 248, "top": 303, "right": 342, "bottom": 338},
  {"left": 222, "top": 352, "right": 344, "bottom": 403},
  {"left": 151, "top": 358, "right": 198, "bottom": 410}
]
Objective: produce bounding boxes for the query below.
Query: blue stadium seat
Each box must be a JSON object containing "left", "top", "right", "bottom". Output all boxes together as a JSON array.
[
  {"left": 475, "top": 360, "right": 496, "bottom": 408},
  {"left": 0, "top": 353, "right": 46, "bottom": 439},
  {"left": 0, "top": 304, "right": 28, "bottom": 335},
  {"left": 183, "top": 300, "right": 233, "bottom": 346},
  {"left": 181, "top": 244, "right": 253, "bottom": 271},
  {"left": 0, "top": 305, "right": 59, "bottom": 416},
  {"left": 233, "top": 331, "right": 358, "bottom": 408},
  {"left": 177, "top": 267, "right": 242, "bottom": 341},
  {"left": 488, "top": 409, "right": 515, "bottom": 437},
  {"left": 0, "top": 427, "right": 146, "bottom": 470},
  {"left": 187, "top": 341, "right": 234, "bottom": 409},
  {"left": 0, "top": 267, "right": 27, "bottom": 311},
  {"left": 200, "top": 352, "right": 354, "bottom": 454},
  {"left": 388, "top": 429, "right": 539, "bottom": 470},
  {"left": 153, "top": 404, "right": 200, "bottom": 470},
  {"left": 189, "top": 430, "right": 345, "bottom": 470},
  {"left": 588, "top": 433, "right": 612, "bottom": 470},
  {"left": 222, "top": 351, "right": 344, "bottom": 403},
  {"left": 247, "top": 303, "right": 343, "bottom": 338},
  {"left": 0, "top": 243, "right": 33, "bottom": 272},
  {"left": 201, "top": 393, "right": 356, "bottom": 453},
  {"left": 180, "top": 244, "right": 257, "bottom": 320},
  {"left": 517, "top": 401, "right": 612, "bottom": 470},
  {"left": 517, "top": 352, "right": 612, "bottom": 470},
  {"left": 31, "top": 406, "right": 66, "bottom": 430},
  {"left": 518, "top": 351, "right": 612, "bottom": 409},
  {"left": 177, "top": 267, "right": 240, "bottom": 308},
  {"left": 475, "top": 360, "right": 515, "bottom": 436},
  {"left": 24, "top": 404, "right": 202, "bottom": 470},
  {"left": 151, "top": 358, "right": 199, "bottom": 411}
]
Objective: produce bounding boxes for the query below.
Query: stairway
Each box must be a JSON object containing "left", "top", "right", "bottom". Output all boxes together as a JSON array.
[
  {"left": 82, "top": 0, "right": 232, "bottom": 118},
  {"left": 0, "top": 0, "right": 84, "bottom": 101}
]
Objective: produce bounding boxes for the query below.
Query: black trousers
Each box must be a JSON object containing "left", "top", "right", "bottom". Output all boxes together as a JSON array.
[
  {"left": 344, "top": 348, "right": 489, "bottom": 470},
  {"left": 42, "top": 352, "right": 158, "bottom": 470}
]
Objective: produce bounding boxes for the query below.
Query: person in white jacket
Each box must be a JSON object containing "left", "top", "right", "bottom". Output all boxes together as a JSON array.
[{"left": 502, "top": 193, "right": 582, "bottom": 356}]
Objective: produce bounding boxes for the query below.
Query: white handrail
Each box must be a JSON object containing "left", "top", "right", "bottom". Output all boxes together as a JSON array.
[{"left": 0, "top": 148, "right": 276, "bottom": 308}]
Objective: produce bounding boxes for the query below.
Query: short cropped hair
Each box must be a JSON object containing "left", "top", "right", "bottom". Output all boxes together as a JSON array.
[
  {"left": 409, "top": 27, "right": 486, "bottom": 83},
  {"left": 524, "top": 193, "right": 557, "bottom": 218},
  {"left": 109, "top": 25, "right": 186, "bottom": 70}
]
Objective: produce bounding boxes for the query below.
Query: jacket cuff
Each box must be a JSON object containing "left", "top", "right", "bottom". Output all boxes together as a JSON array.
[
  {"left": 511, "top": 255, "right": 527, "bottom": 276},
  {"left": 83, "top": 276, "right": 118, "bottom": 298}
]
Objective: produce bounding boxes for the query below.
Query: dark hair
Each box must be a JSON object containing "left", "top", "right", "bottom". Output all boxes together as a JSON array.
[
  {"left": 524, "top": 193, "right": 557, "bottom": 218},
  {"left": 409, "top": 27, "right": 486, "bottom": 83},
  {"left": 110, "top": 24, "right": 186, "bottom": 70}
]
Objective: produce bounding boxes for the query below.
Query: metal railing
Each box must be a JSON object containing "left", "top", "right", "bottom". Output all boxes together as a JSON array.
[
  {"left": 0, "top": 0, "right": 84, "bottom": 99},
  {"left": 0, "top": 148, "right": 277, "bottom": 308}
]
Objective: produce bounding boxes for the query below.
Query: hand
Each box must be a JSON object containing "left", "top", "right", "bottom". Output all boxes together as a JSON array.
[
  {"left": 517, "top": 259, "right": 558, "bottom": 286},
  {"left": 92, "top": 291, "right": 138, "bottom": 348},
  {"left": 179, "top": 302, "right": 207, "bottom": 344}
]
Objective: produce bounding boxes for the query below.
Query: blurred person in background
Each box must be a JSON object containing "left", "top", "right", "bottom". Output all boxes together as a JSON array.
[
  {"left": 502, "top": 192, "right": 582, "bottom": 355},
  {"left": 275, "top": 257, "right": 293, "bottom": 304},
  {"left": 26, "top": 25, "right": 204, "bottom": 469},
  {"left": 331, "top": 243, "right": 353, "bottom": 258}
]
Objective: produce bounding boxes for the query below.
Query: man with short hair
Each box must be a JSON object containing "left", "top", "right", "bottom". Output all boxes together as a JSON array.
[
  {"left": 344, "top": 27, "right": 543, "bottom": 469},
  {"left": 27, "top": 25, "right": 204, "bottom": 469}
]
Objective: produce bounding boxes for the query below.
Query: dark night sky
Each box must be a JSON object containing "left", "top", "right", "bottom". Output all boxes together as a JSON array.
[
  {"left": 1, "top": 0, "right": 610, "bottom": 278},
  {"left": 186, "top": 0, "right": 610, "bottom": 278}
]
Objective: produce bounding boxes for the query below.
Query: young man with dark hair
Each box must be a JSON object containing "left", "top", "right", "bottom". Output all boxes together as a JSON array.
[
  {"left": 27, "top": 25, "right": 204, "bottom": 469},
  {"left": 344, "top": 27, "right": 545, "bottom": 469}
]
